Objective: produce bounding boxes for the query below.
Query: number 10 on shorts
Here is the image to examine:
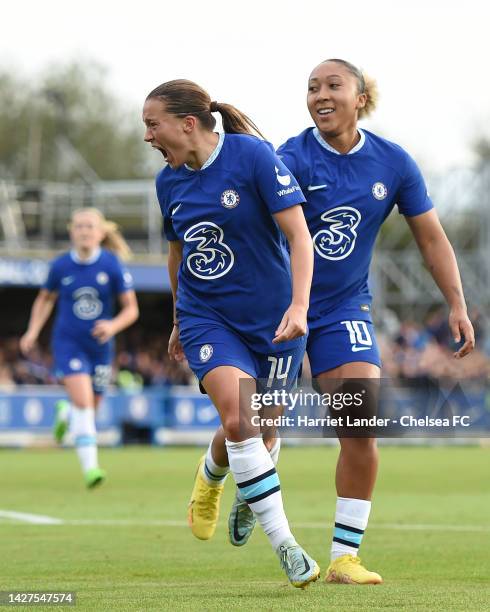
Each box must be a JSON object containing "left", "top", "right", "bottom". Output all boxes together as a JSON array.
[{"left": 341, "top": 320, "right": 373, "bottom": 352}]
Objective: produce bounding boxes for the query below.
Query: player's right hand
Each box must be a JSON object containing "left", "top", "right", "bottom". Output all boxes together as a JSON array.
[
  {"left": 168, "top": 325, "right": 185, "bottom": 362},
  {"left": 19, "top": 331, "right": 37, "bottom": 355},
  {"left": 273, "top": 304, "right": 308, "bottom": 344},
  {"left": 449, "top": 307, "right": 475, "bottom": 359}
]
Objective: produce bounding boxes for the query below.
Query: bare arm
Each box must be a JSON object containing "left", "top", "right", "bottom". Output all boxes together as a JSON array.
[
  {"left": 20, "top": 289, "right": 57, "bottom": 354},
  {"left": 91, "top": 290, "right": 139, "bottom": 343},
  {"left": 405, "top": 209, "right": 475, "bottom": 358},
  {"left": 272, "top": 205, "right": 314, "bottom": 343},
  {"left": 167, "top": 240, "right": 185, "bottom": 361},
  {"left": 113, "top": 290, "right": 139, "bottom": 333},
  {"left": 168, "top": 240, "right": 183, "bottom": 324}
]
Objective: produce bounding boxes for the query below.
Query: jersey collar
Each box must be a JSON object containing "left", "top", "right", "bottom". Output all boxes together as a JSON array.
[
  {"left": 70, "top": 247, "right": 101, "bottom": 265},
  {"left": 185, "top": 132, "right": 225, "bottom": 171},
  {"left": 313, "top": 127, "right": 365, "bottom": 155}
]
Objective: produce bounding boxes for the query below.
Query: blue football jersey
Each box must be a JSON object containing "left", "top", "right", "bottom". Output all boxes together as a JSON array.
[
  {"left": 156, "top": 133, "right": 306, "bottom": 353},
  {"left": 44, "top": 248, "right": 134, "bottom": 345},
  {"left": 277, "top": 128, "right": 433, "bottom": 327}
]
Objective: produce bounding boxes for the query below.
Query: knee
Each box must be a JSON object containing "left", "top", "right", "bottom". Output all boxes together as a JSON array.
[
  {"left": 222, "top": 409, "right": 256, "bottom": 441},
  {"left": 221, "top": 405, "right": 245, "bottom": 440},
  {"left": 222, "top": 416, "right": 241, "bottom": 441}
]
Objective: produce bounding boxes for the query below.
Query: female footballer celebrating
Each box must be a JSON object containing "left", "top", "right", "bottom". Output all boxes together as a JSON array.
[
  {"left": 20, "top": 208, "right": 139, "bottom": 488},
  {"left": 270, "top": 58, "right": 475, "bottom": 584},
  {"left": 143, "top": 79, "right": 319, "bottom": 588}
]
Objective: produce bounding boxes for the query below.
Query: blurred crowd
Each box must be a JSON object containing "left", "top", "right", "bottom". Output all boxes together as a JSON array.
[
  {"left": 0, "top": 328, "right": 194, "bottom": 390},
  {"left": 376, "top": 306, "right": 489, "bottom": 381},
  {"left": 0, "top": 307, "right": 489, "bottom": 389}
]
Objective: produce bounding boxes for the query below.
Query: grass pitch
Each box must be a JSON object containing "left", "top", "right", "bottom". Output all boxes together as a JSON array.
[{"left": 1, "top": 446, "right": 489, "bottom": 611}]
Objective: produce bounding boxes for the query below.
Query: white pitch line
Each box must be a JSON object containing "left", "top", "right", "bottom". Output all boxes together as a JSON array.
[
  {"left": 1, "top": 512, "right": 489, "bottom": 533},
  {"left": 66, "top": 519, "right": 188, "bottom": 526},
  {"left": 0, "top": 510, "right": 64, "bottom": 525}
]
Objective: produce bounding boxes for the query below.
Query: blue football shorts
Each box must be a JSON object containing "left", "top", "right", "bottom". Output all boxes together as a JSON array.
[
  {"left": 179, "top": 320, "right": 307, "bottom": 393},
  {"left": 52, "top": 337, "right": 113, "bottom": 395},
  {"left": 307, "top": 318, "right": 381, "bottom": 377}
]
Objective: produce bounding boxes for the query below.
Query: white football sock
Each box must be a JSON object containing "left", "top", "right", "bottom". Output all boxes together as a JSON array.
[
  {"left": 201, "top": 440, "right": 229, "bottom": 486},
  {"left": 70, "top": 406, "right": 98, "bottom": 473},
  {"left": 226, "top": 437, "right": 294, "bottom": 550},
  {"left": 331, "top": 496, "right": 371, "bottom": 560}
]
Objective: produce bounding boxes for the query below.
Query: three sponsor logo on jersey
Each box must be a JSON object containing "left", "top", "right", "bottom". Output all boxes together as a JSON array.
[
  {"left": 64, "top": 269, "right": 129, "bottom": 320},
  {"left": 67, "top": 276, "right": 106, "bottom": 320},
  {"left": 311, "top": 181, "right": 388, "bottom": 260},
  {"left": 72, "top": 287, "right": 103, "bottom": 320},
  {"left": 184, "top": 222, "right": 235, "bottom": 280},
  {"left": 313, "top": 206, "right": 362, "bottom": 261}
]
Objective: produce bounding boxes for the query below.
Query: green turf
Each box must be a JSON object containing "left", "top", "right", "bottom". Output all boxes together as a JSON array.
[{"left": 1, "top": 446, "right": 489, "bottom": 611}]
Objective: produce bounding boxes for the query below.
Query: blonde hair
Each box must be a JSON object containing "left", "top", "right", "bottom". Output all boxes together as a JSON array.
[
  {"left": 69, "top": 207, "right": 132, "bottom": 260},
  {"left": 322, "top": 59, "right": 379, "bottom": 119},
  {"left": 359, "top": 73, "right": 378, "bottom": 120}
]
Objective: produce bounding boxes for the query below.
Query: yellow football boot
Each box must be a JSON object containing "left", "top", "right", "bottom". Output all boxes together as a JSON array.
[
  {"left": 325, "top": 554, "right": 383, "bottom": 585},
  {"left": 187, "top": 455, "right": 224, "bottom": 540}
]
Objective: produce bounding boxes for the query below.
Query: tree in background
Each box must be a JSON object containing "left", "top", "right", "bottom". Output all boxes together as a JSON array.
[
  {"left": 0, "top": 61, "right": 159, "bottom": 182},
  {"left": 474, "top": 137, "right": 490, "bottom": 166}
]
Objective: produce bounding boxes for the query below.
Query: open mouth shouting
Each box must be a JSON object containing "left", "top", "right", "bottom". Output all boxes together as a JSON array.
[{"left": 152, "top": 144, "right": 168, "bottom": 161}]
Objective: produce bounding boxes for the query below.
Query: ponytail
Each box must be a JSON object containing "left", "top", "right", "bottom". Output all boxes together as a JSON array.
[
  {"left": 146, "top": 79, "right": 265, "bottom": 139},
  {"left": 358, "top": 73, "right": 378, "bottom": 119},
  {"left": 209, "top": 101, "right": 265, "bottom": 139},
  {"left": 101, "top": 219, "right": 132, "bottom": 260}
]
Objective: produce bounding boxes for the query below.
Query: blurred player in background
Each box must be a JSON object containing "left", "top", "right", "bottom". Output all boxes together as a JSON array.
[
  {"left": 267, "top": 58, "right": 474, "bottom": 584},
  {"left": 143, "top": 80, "right": 319, "bottom": 588},
  {"left": 20, "top": 208, "right": 139, "bottom": 488}
]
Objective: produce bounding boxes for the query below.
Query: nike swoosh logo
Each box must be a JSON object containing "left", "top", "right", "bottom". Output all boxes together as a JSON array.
[
  {"left": 300, "top": 554, "right": 311, "bottom": 575},
  {"left": 342, "top": 533, "right": 359, "bottom": 540},
  {"left": 233, "top": 509, "right": 246, "bottom": 542},
  {"left": 307, "top": 184, "right": 327, "bottom": 191},
  {"left": 172, "top": 203, "right": 182, "bottom": 216},
  {"left": 352, "top": 345, "right": 370, "bottom": 352},
  {"left": 61, "top": 276, "right": 74, "bottom": 285}
]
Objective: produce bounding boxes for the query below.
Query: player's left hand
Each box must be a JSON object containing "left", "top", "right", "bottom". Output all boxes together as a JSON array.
[
  {"left": 273, "top": 304, "right": 307, "bottom": 344},
  {"left": 91, "top": 320, "right": 115, "bottom": 344},
  {"left": 449, "top": 307, "right": 475, "bottom": 359}
]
